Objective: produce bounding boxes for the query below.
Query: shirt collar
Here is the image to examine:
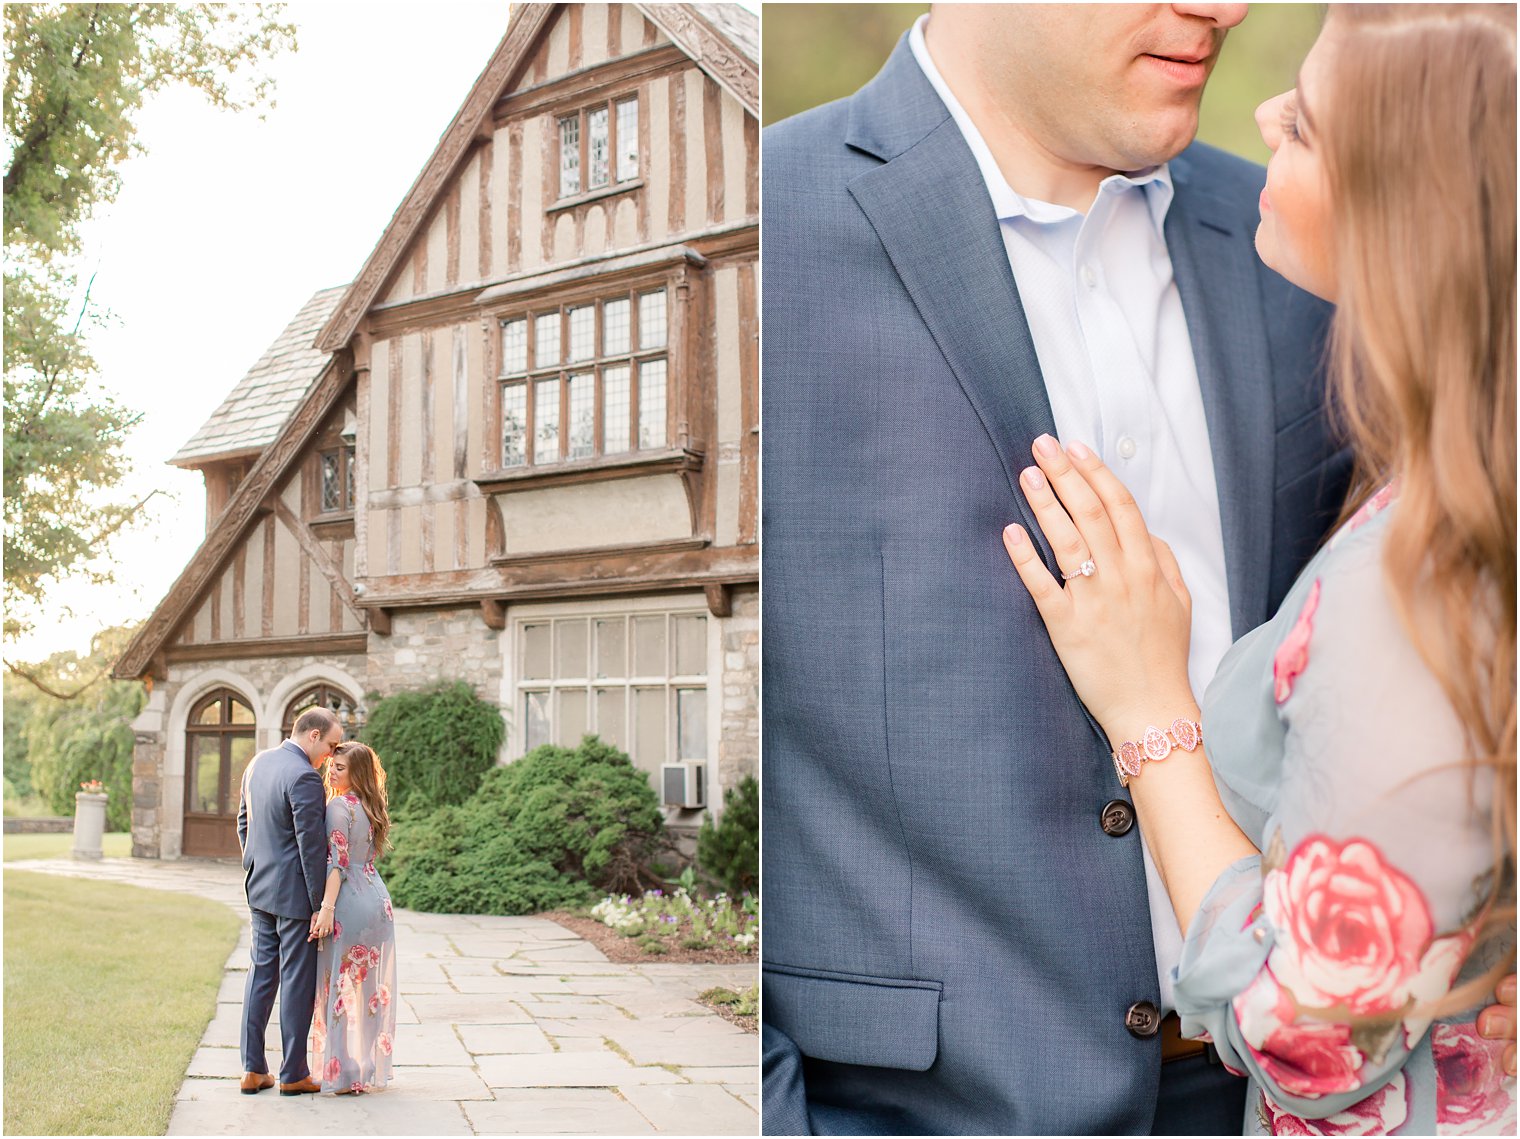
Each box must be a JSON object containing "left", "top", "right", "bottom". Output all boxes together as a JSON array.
[{"left": 907, "top": 14, "right": 1174, "bottom": 234}]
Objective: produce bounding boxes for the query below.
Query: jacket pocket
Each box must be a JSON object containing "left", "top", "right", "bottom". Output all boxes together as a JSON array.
[{"left": 764, "top": 962, "right": 942, "bottom": 1071}]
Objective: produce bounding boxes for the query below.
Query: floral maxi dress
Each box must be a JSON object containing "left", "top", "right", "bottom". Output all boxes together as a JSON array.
[
  {"left": 310, "top": 791, "right": 397, "bottom": 1093},
  {"left": 1174, "top": 490, "right": 1516, "bottom": 1135}
]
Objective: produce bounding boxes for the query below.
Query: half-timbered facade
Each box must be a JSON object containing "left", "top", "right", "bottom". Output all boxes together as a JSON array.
[{"left": 114, "top": 3, "right": 758, "bottom": 860}]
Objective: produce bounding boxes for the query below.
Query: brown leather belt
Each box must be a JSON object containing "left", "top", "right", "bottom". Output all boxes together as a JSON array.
[{"left": 1160, "top": 1011, "right": 1208, "bottom": 1063}]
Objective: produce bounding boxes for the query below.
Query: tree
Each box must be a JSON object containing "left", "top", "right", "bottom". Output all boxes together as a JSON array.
[
  {"left": 3, "top": 4, "right": 296, "bottom": 639},
  {"left": 13, "top": 625, "right": 145, "bottom": 828}
]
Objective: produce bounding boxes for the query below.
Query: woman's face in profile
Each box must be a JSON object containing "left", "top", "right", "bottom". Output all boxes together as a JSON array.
[
  {"left": 329, "top": 753, "right": 351, "bottom": 793},
  {"left": 1254, "top": 28, "right": 1337, "bottom": 300}
]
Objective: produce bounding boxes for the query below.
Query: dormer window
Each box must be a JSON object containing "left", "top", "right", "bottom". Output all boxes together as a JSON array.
[
  {"left": 499, "top": 285, "right": 668, "bottom": 469},
  {"left": 557, "top": 95, "right": 639, "bottom": 200}
]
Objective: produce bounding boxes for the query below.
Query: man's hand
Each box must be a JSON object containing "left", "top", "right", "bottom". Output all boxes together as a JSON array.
[
  {"left": 307, "top": 911, "right": 323, "bottom": 943},
  {"left": 1477, "top": 973, "right": 1516, "bottom": 1076}
]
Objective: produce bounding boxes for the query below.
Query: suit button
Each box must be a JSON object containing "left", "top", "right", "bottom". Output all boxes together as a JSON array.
[
  {"left": 1101, "top": 799, "right": 1135, "bottom": 836},
  {"left": 1126, "top": 1001, "right": 1161, "bottom": 1038}
]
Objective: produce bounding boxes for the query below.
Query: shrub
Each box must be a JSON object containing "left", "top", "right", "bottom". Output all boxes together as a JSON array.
[
  {"left": 697, "top": 775, "right": 758, "bottom": 896},
  {"left": 361, "top": 681, "right": 504, "bottom": 811},
  {"left": 385, "top": 735, "right": 665, "bottom": 915}
]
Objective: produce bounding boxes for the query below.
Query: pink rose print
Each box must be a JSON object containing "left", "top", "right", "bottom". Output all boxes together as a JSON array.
[
  {"left": 377, "top": 1032, "right": 393, "bottom": 1056},
  {"left": 383, "top": 898, "right": 394, "bottom": 922},
  {"left": 369, "top": 993, "right": 380, "bottom": 1015},
  {"left": 350, "top": 1081, "right": 364, "bottom": 1094},
  {"left": 332, "top": 919, "right": 342, "bottom": 940},
  {"left": 1235, "top": 970, "right": 1364, "bottom": 1097},
  {"left": 1273, "top": 580, "right": 1320, "bottom": 704},
  {"left": 330, "top": 827, "right": 350, "bottom": 870},
  {"left": 377, "top": 984, "right": 390, "bottom": 1006},
  {"left": 1433, "top": 1022, "right": 1518, "bottom": 1135},
  {"left": 1401, "top": 930, "right": 1473, "bottom": 1049},
  {"left": 1256, "top": 1021, "right": 1365, "bottom": 1099},
  {"left": 324, "top": 1056, "right": 342, "bottom": 1083},
  {"left": 1264, "top": 835, "right": 1434, "bottom": 1016},
  {"left": 333, "top": 994, "right": 346, "bottom": 1020},
  {"left": 1261, "top": 1072, "right": 1409, "bottom": 1135}
]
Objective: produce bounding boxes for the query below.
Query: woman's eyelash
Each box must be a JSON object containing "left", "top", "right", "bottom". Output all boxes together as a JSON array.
[{"left": 1281, "top": 104, "right": 1301, "bottom": 142}]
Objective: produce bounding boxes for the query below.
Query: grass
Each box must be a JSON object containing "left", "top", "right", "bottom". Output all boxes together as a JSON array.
[
  {"left": 4, "top": 871, "right": 240, "bottom": 1135},
  {"left": 4, "top": 831, "right": 132, "bottom": 861}
]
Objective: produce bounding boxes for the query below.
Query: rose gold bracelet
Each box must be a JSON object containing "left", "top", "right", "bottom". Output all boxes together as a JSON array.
[{"left": 1111, "top": 718, "right": 1203, "bottom": 788}]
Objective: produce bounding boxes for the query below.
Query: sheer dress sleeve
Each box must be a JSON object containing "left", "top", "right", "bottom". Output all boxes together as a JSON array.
[
  {"left": 1172, "top": 520, "right": 1497, "bottom": 1120},
  {"left": 326, "top": 795, "right": 357, "bottom": 885}
]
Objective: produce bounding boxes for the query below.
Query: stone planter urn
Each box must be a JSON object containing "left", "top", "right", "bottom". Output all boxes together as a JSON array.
[{"left": 72, "top": 791, "right": 109, "bottom": 860}]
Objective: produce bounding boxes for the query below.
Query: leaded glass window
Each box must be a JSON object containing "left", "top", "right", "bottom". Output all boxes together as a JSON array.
[
  {"left": 497, "top": 285, "right": 671, "bottom": 468},
  {"left": 555, "top": 95, "right": 641, "bottom": 201}
]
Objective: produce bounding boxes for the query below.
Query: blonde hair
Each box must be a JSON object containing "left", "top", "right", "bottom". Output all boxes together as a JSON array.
[
  {"left": 1320, "top": 4, "right": 1516, "bottom": 1008},
  {"left": 325, "top": 741, "right": 391, "bottom": 855}
]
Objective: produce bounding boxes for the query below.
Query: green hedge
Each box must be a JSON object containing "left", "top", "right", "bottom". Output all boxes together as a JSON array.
[
  {"left": 385, "top": 735, "right": 665, "bottom": 915},
  {"left": 361, "top": 681, "right": 504, "bottom": 811},
  {"left": 697, "top": 775, "right": 759, "bottom": 896}
]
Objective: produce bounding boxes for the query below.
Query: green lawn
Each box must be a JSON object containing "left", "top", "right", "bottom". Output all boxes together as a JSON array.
[
  {"left": 4, "top": 871, "right": 240, "bottom": 1135},
  {"left": 4, "top": 831, "right": 132, "bottom": 860}
]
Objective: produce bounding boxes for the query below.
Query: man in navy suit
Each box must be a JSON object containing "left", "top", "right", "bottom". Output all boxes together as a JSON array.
[
  {"left": 762, "top": 5, "right": 1354, "bottom": 1133},
  {"left": 236, "top": 706, "right": 341, "bottom": 1095}
]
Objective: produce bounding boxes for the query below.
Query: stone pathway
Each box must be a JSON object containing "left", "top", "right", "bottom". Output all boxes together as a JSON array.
[{"left": 8, "top": 858, "right": 758, "bottom": 1135}]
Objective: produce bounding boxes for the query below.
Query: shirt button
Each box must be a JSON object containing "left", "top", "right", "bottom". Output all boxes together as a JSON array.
[
  {"left": 1080, "top": 264, "right": 1097, "bottom": 289},
  {"left": 1252, "top": 927, "right": 1267, "bottom": 944},
  {"left": 1117, "top": 436, "right": 1138, "bottom": 460},
  {"left": 1125, "top": 1000, "right": 1161, "bottom": 1038},
  {"left": 1100, "top": 799, "right": 1135, "bottom": 837}
]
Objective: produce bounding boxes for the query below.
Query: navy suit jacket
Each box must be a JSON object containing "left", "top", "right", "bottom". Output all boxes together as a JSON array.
[
  {"left": 237, "top": 739, "right": 327, "bottom": 920},
  {"left": 761, "top": 37, "right": 1351, "bottom": 1136}
]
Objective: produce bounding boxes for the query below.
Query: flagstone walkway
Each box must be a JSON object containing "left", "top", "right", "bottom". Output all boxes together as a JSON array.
[{"left": 8, "top": 857, "right": 758, "bottom": 1135}]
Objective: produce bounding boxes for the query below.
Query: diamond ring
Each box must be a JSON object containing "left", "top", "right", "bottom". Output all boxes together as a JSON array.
[{"left": 1061, "top": 559, "right": 1097, "bottom": 581}]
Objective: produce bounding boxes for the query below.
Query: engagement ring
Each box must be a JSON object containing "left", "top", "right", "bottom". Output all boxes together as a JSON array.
[{"left": 1061, "top": 559, "right": 1097, "bottom": 581}]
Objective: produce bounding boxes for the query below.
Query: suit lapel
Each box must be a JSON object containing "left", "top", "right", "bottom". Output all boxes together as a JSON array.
[
  {"left": 845, "top": 42, "right": 1058, "bottom": 556},
  {"left": 1166, "top": 155, "right": 1277, "bottom": 636}
]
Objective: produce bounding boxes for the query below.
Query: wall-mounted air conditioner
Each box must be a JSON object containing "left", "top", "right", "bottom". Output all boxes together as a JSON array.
[{"left": 661, "top": 762, "right": 706, "bottom": 809}]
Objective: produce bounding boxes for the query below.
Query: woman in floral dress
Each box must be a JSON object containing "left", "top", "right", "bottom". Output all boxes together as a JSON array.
[
  {"left": 309, "top": 742, "right": 397, "bottom": 1094},
  {"left": 1002, "top": 5, "right": 1515, "bottom": 1134}
]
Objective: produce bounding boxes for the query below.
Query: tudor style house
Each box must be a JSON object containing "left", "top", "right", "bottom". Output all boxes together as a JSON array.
[{"left": 114, "top": 3, "right": 758, "bottom": 860}]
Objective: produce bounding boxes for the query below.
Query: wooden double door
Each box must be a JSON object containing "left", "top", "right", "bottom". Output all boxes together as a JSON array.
[{"left": 183, "top": 690, "right": 256, "bottom": 858}]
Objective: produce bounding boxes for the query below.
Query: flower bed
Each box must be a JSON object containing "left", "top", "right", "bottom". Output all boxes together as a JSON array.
[{"left": 590, "top": 888, "right": 758, "bottom": 956}]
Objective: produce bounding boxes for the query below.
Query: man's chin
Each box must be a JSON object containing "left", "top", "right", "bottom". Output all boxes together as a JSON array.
[{"left": 1112, "top": 117, "right": 1200, "bottom": 171}]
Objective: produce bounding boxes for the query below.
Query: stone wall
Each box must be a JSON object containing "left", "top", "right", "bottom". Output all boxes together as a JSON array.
[
  {"left": 363, "top": 608, "right": 504, "bottom": 729},
  {"left": 3, "top": 817, "right": 72, "bottom": 834},
  {"left": 130, "top": 649, "right": 368, "bottom": 859},
  {"left": 717, "top": 584, "right": 759, "bottom": 798}
]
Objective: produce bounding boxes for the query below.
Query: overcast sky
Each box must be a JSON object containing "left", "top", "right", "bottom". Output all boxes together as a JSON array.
[{"left": 14, "top": 1, "right": 757, "bottom": 664}]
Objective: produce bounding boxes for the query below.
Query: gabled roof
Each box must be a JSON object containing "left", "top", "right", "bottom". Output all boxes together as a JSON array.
[
  {"left": 113, "top": 346, "right": 351, "bottom": 680},
  {"left": 172, "top": 286, "right": 346, "bottom": 468},
  {"left": 314, "top": 2, "right": 758, "bottom": 355}
]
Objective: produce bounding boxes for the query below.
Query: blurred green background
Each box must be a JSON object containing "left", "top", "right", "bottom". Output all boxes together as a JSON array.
[{"left": 761, "top": 4, "right": 1324, "bottom": 165}]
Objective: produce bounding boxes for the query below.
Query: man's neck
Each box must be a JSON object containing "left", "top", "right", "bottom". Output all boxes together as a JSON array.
[{"left": 922, "top": 19, "right": 1111, "bottom": 213}]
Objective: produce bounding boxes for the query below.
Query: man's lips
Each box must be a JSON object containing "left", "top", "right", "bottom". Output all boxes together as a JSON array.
[
  {"left": 1260, "top": 188, "right": 1272, "bottom": 214},
  {"left": 1142, "top": 53, "right": 1210, "bottom": 86}
]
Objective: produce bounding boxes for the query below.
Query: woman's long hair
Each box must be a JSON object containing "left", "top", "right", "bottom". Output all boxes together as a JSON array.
[
  {"left": 325, "top": 741, "right": 391, "bottom": 855},
  {"left": 1320, "top": 4, "right": 1516, "bottom": 1008}
]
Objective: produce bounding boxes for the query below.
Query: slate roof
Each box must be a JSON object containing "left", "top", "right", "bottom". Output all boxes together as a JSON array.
[{"left": 170, "top": 285, "right": 347, "bottom": 469}]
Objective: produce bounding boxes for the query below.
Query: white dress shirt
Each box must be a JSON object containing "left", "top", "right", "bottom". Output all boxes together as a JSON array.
[{"left": 910, "top": 16, "right": 1235, "bottom": 1012}]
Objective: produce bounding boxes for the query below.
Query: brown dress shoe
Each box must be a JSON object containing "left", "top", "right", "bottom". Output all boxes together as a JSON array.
[
  {"left": 240, "top": 1071, "right": 275, "bottom": 1094},
  {"left": 279, "top": 1076, "right": 321, "bottom": 1096}
]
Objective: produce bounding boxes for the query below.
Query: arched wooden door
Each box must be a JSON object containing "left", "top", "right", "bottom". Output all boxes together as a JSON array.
[{"left": 183, "top": 689, "right": 257, "bottom": 858}]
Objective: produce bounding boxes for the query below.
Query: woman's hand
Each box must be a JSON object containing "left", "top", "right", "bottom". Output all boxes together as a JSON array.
[
  {"left": 1001, "top": 435, "right": 1197, "bottom": 745},
  {"left": 310, "top": 905, "right": 334, "bottom": 941}
]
